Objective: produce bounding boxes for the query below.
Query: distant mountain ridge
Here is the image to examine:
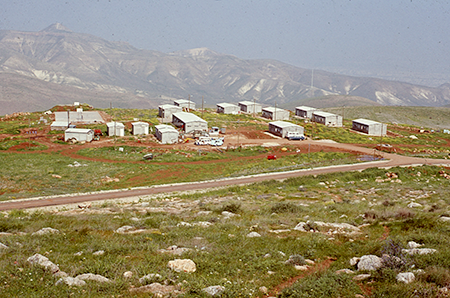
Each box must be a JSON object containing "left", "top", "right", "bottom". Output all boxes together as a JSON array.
[{"left": 0, "top": 23, "right": 449, "bottom": 115}]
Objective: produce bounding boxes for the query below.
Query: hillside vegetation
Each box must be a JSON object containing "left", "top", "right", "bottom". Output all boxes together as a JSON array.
[{"left": 1, "top": 166, "right": 450, "bottom": 297}]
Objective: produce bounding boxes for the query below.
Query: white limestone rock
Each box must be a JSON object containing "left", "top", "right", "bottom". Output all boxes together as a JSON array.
[
  {"left": 27, "top": 253, "right": 60, "bottom": 273},
  {"left": 32, "top": 227, "right": 60, "bottom": 236},
  {"left": 357, "top": 255, "right": 383, "bottom": 271},
  {"left": 396, "top": 272, "right": 415, "bottom": 283},
  {"left": 168, "top": 259, "right": 197, "bottom": 273},
  {"left": 202, "top": 285, "right": 225, "bottom": 296}
]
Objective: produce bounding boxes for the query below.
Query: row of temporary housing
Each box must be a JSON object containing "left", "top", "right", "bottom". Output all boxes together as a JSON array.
[
  {"left": 63, "top": 121, "right": 150, "bottom": 142},
  {"left": 159, "top": 101, "right": 290, "bottom": 122},
  {"left": 295, "top": 106, "right": 387, "bottom": 136}
]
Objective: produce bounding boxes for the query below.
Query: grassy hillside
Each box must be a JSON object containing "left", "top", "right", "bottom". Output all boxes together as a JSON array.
[
  {"left": 323, "top": 106, "right": 450, "bottom": 129},
  {"left": 1, "top": 165, "right": 450, "bottom": 297},
  {"left": 280, "top": 95, "right": 380, "bottom": 111}
]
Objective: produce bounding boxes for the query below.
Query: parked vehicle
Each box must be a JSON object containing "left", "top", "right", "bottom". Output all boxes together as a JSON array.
[
  {"left": 267, "top": 154, "right": 277, "bottom": 160},
  {"left": 286, "top": 132, "right": 305, "bottom": 141},
  {"left": 195, "top": 136, "right": 212, "bottom": 145}
]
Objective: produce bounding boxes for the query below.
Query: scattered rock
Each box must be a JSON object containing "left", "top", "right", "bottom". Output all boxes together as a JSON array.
[
  {"left": 158, "top": 245, "right": 192, "bottom": 256},
  {"left": 129, "top": 283, "right": 183, "bottom": 295},
  {"left": 349, "top": 257, "right": 360, "bottom": 266},
  {"left": 56, "top": 276, "right": 86, "bottom": 287},
  {"left": 202, "top": 285, "right": 225, "bottom": 296},
  {"left": 246, "top": 232, "right": 261, "bottom": 238},
  {"left": 294, "top": 265, "right": 309, "bottom": 271},
  {"left": 27, "top": 253, "right": 60, "bottom": 273},
  {"left": 336, "top": 269, "right": 355, "bottom": 275},
  {"left": 0, "top": 242, "right": 8, "bottom": 250},
  {"left": 93, "top": 250, "right": 105, "bottom": 256},
  {"left": 123, "top": 271, "right": 133, "bottom": 279},
  {"left": 407, "top": 241, "right": 423, "bottom": 249},
  {"left": 52, "top": 174, "right": 62, "bottom": 179},
  {"left": 222, "top": 211, "right": 238, "bottom": 219},
  {"left": 139, "top": 273, "right": 163, "bottom": 284},
  {"left": 357, "top": 255, "right": 383, "bottom": 271},
  {"left": 259, "top": 286, "right": 268, "bottom": 294},
  {"left": 76, "top": 273, "right": 111, "bottom": 283},
  {"left": 396, "top": 272, "right": 415, "bottom": 283},
  {"left": 285, "top": 254, "right": 306, "bottom": 266},
  {"left": 115, "top": 225, "right": 135, "bottom": 233},
  {"left": 73, "top": 251, "right": 83, "bottom": 256},
  {"left": 407, "top": 202, "right": 423, "bottom": 208},
  {"left": 305, "top": 259, "right": 315, "bottom": 265},
  {"left": 353, "top": 274, "right": 371, "bottom": 281},
  {"left": 402, "top": 248, "right": 437, "bottom": 255},
  {"left": 32, "top": 227, "right": 60, "bottom": 235},
  {"left": 168, "top": 259, "right": 197, "bottom": 273},
  {"left": 440, "top": 216, "right": 450, "bottom": 222}
]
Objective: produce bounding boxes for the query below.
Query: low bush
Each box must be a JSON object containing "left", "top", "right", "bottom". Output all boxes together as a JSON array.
[{"left": 279, "top": 272, "right": 362, "bottom": 298}]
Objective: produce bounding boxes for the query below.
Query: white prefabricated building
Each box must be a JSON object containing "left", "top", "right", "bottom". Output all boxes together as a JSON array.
[
  {"left": 268, "top": 121, "right": 304, "bottom": 138},
  {"left": 51, "top": 121, "right": 70, "bottom": 131},
  {"left": 312, "top": 111, "right": 343, "bottom": 127},
  {"left": 238, "top": 101, "right": 262, "bottom": 114},
  {"left": 352, "top": 118, "right": 387, "bottom": 136},
  {"left": 106, "top": 122, "right": 125, "bottom": 136},
  {"left": 64, "top": 128, "right": 94, "bottom": 142},
  {"left": 262, "top": 107, "right": 290, "bottom": 121},
  {"left": 216, "top": 103, "right": 240, "bottom": 114},
  {"left": 155, "top": 124, "right": 179, "bottom": 144},
  {"left": 172, "top": 112, "right": 208, "bottom": 134},
  {"left": 174, "top": 99, "right": 196, "bottom": 110},
  {"left": 131, "top": 122, "right": 149, "bottom": 135},
  {"left": 158, "top": 104, "right": 183, "bottom": 123},
  {"left": 54, "top": 111, "right": 104, "bottom": 124},
  {"left": 295, "top": 106, "right": 317, "bottom": 119}
]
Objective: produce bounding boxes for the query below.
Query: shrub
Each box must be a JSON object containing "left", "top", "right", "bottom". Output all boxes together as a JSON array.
[
  {"left": 219, "top": 202, "right": 241, "bottom": 214},
  {"left": 279, "top": 272, "right": 361, "bottom": 298},
  {"left": 380, "top": 238, "right": 410, "bottom": 271},
  {"left": 270, "top": 202, "right": 302, "bottom": 214},
  {"left": 418, "top": 266, "right": 450, "bottom": 287}
]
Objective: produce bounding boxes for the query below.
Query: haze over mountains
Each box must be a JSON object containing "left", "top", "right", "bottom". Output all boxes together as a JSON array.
[{"left": 0, "top": 23, "right": 449, "bottom": 115}]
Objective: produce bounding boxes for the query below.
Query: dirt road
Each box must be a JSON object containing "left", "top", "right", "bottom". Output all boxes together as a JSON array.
[{"left": 1, "top": 140, "right": 449, "bottom": 211}]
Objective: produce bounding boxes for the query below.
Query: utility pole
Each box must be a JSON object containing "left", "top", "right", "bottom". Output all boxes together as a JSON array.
[
  {"left": 202, "top": 95, "right": 204, "bottom": 118},
  {"left": 188, "top": 95, "right": 191, "bottom": 112}
]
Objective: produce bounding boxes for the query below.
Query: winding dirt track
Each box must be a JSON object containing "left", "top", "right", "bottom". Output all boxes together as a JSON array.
[{"left": 1, "top": 139, "right": 449, "bottom": 211}]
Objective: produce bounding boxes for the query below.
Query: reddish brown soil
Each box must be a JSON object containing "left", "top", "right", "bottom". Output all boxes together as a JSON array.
[{"left": 264, "top": 258, "right": 335, "bottom": 297}]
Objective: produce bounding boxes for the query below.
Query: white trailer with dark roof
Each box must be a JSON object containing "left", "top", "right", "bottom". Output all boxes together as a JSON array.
[
  {"left": 155, "top": 124, "right": 179, "bottom": 144},
  {"left": 159, "top": 105, "right": 183, "bottom": 123},
  {"left": 312, "top": 111, "right": 343, "bottom": 127},
  {"left": 238, "top": 101, "right": 262, "bottom": 114},
  {"left": 262, "top": 107, "right": 290, "bottom": 121},
  {"left": 174, "top": 99, "right": 196, "bottom": 110},
  {"left": 172, "top": 112, "right": 208, "bottom": 134},
  {"left": 64, "top": 128, "right": 94, "bottom": 142},
  {"left": 268, "top": 121, "right": 304, "bottom": 139},
  {"left": 295, "top": 106, "right": 317, "bottom": 119},
  {"left": 352, "top": 118, "right": 387, "bottom": 136},
  {"left": 217, "top": 103, "right": 240, "bottom": 114}
]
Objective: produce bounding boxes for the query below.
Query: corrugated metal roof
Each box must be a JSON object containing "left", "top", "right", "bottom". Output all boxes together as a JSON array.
[
  {"left": 65, "top": 128, "right": 93, "bottom": 134},
  {"left": 269, "top": 121, "right": 301, "bottom": 128},
  {"left": 263, "top": 107, "right": 288, "bottom": 113},
  {"left": 352, "top": 118, "right": 381, "bottom": 125},
  {"left": 132, "top": 122, "right": 149, "bottom": 126},
  {"left": 217, "top": 103, "right": 238, "bottom": 108},
  {"left": 238, "top": 101, "right": 261, "bottom": 106},
  {"left": 51, "top": 121, "right": 69, "bottom": 126},
  {"left": 159, "top": 104, "right": 182, "bottom": 110},
  {"left": 313, "top": 111, "right": 339, "bottom": 117},
  {"left": 106, "top": 122, "right": 125, "bottom": 128},
  {"left": 295, "top": 106, "right": 317, "bottom": 111},
  {"left": 172, "top": 112, "right": 207, "bottom": 123},
  {"left": 155, "top": 124, "right": 177, "bottom": 132}
]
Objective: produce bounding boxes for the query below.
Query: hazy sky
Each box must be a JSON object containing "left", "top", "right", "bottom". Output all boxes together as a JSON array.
[{"left": 1, "top": 0, "right": 449, "bottom": 86}]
